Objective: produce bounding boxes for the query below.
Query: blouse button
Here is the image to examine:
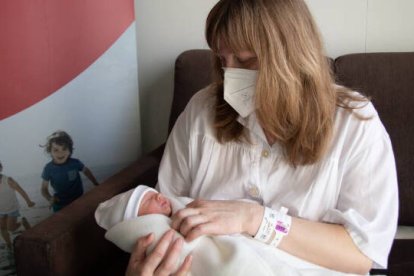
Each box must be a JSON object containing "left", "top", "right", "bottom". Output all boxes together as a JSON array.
[
  {"left": 248, "top": 186, "right": 260, "bottom": 198},
  {"left": 262, "top": 150, "right": 269, "bottom": 158}
]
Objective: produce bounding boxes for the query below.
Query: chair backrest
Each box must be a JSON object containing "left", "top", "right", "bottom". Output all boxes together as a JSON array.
[
  {"left": 169, "top": 49, "right": 214, "bottom": 132},
  {"left": 170, "top": 49, "right": 414, "bottom": 226},
  {"left": 334, "top": 53, "right": 414, "bottom": 225}
]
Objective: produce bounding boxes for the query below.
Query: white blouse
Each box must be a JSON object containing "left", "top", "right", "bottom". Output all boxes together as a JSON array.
[{"left": 157, "top": 86, "right": 398, "bottom": 270}]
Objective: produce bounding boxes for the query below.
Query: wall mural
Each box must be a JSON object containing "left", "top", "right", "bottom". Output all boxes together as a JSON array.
[{"left": 0, "top": 1, "right": 139, "bottom": 274}]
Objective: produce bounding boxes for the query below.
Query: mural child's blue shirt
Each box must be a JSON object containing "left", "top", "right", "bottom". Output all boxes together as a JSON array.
[{"left": 42, "top": 158, "right": 85, "bottom": 211}]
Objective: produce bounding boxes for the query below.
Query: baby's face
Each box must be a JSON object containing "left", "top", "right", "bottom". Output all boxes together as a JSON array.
[{"left": 138, "top": 191, "right": 172, "bottom": 217}]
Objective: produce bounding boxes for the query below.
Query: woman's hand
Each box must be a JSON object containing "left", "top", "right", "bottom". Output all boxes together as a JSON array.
[
  {"left": 126, "top": 229, "right": 192, "bottom": 276},
  {"left": 171, "top": 200, "right": 264, "bottom": 241}
]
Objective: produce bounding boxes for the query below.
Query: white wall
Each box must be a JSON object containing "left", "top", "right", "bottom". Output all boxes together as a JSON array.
[
  {"left": 306, "top": 0, "right": 414, "bottom": 57},
  {"left": 135, "top": 0, "right": 414, "bottom": 153},
  {"left": 135, "top": 0, "right": 218, "bottom": 152}
]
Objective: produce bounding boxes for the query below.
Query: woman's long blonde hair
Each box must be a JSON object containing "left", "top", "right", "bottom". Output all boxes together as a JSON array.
[{"left": 206, "top": 0, "right": 367, "bottom": 166}]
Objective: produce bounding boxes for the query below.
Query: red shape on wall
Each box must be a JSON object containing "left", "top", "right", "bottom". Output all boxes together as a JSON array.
[{"left": 0, "top": 0, "right": 134, "bottom": 120}]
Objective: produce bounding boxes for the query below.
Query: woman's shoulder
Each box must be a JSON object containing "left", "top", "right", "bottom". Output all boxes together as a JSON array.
[
  {"left": 335, "top": 92, "right": 382, "bottom": 133},
  {"left": 332, "top": 91, "right": 390, "bottom": 157}
]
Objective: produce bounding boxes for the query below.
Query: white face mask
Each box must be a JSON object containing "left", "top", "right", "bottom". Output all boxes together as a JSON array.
[{"left": 223, "top": 68, "right": 258, "bottom": 118}]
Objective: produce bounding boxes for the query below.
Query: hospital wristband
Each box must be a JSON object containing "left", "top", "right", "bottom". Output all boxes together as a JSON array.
[
  {"left": 254, "top": 206, "right": 291, "bottom": 247},
  {"left": 269, "top": 207, "right": 291, "bottom": 247}
]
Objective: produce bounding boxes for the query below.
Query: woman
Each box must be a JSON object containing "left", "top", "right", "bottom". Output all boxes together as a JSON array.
[{"left": 126, "top": 0, "right": 398, "bottom": 275}]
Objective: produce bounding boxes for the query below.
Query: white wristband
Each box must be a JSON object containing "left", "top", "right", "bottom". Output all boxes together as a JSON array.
[
  {"left": 254, "top": 206, "right": 291, "bottom": 247},
  {"left": 254, "top": 207, "right": 277, "bottom": 243},
  {"left": 269, "top": 207, "right": 291, "bottom": 247}
]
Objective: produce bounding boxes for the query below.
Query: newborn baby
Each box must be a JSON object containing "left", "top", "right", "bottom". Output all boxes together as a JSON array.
[
  {"left": 95, "top": 185, "right": 191, "bottom": 254},
  {"left": 96, "top": 186, "right": 220, "bottom": 275},
  {"left": 95, "top": 186, "right": 345, "bottom": 276}
]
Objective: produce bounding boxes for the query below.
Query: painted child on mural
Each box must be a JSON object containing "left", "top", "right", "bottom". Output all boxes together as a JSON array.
[
  {"left": 0, "top": 161, "right": 35, "bottom": 250},
  {"left": 40, "top": 131, "right": 99, "bottom": 212}
]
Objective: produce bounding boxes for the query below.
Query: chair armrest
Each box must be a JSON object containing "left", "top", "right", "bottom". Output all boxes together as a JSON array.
[{"left": 14, "top": 144, "right": 165, "bottom": 276}]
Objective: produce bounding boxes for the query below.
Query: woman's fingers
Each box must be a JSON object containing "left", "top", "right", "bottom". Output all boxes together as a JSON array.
[
  {"left": 172, "top": 199, "right": 263, "bottom": 240},
  {"left": 126, "top": 230, "right": 191, "bottom": 276},
  {"left": 173, "top": 254, "right": 193, "bottom": 276},
  {"left": 178, "top": 214, "right": 210, "bottom": 237},
  {"left": 133, "top": 233, "right": 154, "bottom": 261},
  {"left": 173, "top": 211, "right": 225, "bottom": 241},
  {"left": 185, "top": 222, "right": 218, "bottom": 242},
  {"left": 155, "top": 237, "right": 184, "bottom": 275},
  {"left": 171, "top": 208, "right": 200, "bottom": 230},
  {"left": 143, "top": 230, "right": 175, "bottom": 273},
  {"left": 126, "top": 233, "right": 154, "bottom": 276}
]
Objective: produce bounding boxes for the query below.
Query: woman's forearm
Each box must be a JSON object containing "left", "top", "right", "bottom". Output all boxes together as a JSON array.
[
  {"left": 278, "top": 217, "right": 372, "bottom": 274},
  {"left": 244, "top": 206, "right": 371, "bottom": 274},
  {"left": 175, "top": 199, "right": 372, "bottom": 274}
]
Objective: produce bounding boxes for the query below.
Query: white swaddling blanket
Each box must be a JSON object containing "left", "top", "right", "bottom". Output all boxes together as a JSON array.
[
  {"left": 106, "top": 214, "right": 299, "bottom": 276},
  {"left": 103, "top": 196, "right": 354, "bottom": 276}
]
